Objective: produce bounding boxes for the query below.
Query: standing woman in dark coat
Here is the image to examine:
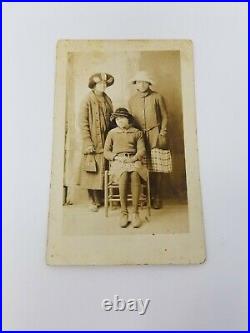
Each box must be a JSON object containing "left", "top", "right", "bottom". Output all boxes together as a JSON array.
[{"left": 80, "top": 73, "right": 114, "bottom": 212}]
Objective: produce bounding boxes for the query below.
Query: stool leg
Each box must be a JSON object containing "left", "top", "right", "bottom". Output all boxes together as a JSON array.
[
  {"left": 104, "top": 171, "right": 108, "bottom": 217},
  {"left": 110, "top": 185, "right": 113, "bottom": 209},
  {"left": 147, "top": 173, "right": 151, "bottom": 217},
  {"left": 140, "top": 184, "right": 144, "bottom": 209}
]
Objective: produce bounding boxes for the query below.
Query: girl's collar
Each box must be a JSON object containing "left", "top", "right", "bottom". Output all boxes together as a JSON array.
[{"left": 114, "top": 126, "right": 137, "bottom": 133}]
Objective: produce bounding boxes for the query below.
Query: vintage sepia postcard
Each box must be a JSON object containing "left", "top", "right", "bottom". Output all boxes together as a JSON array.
[{"left": 46, "top": 40, "right": 206, "bottom": 265}]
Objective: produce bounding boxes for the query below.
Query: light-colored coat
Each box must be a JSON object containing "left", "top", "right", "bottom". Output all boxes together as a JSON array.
[
  {"left": 128, "top": 89, "right": 168, "bottom": 150},
  {"left": 79, "top": 91, "right": 113, "bottom": 189}
]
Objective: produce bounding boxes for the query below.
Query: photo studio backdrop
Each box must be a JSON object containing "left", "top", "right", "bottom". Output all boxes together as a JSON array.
[{"left": 64, "top": 50, "right": 187, "bottom": 203}]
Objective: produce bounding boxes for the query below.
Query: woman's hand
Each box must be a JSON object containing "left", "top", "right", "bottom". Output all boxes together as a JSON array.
[
  {"left": 85, "top": 146, "right": 95, "bottom": 154},
  {"left": 159, "top": 130, "right": 167, "bottom": 136},
  {"left": 158, "top": 130, "right": 168, "bottom": 149}
]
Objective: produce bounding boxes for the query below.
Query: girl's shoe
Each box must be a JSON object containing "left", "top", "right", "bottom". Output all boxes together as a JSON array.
[
  {"left": 131, "top": 213, "right": 142, "bottom": 228},
  {"left": 119, "top": 212, "right": 129, "bottom": 228}
]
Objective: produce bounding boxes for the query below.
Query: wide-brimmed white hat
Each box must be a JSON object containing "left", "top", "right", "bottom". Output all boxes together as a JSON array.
[{"left": 130, "top": 71, "right": 155, "bottom": 85}]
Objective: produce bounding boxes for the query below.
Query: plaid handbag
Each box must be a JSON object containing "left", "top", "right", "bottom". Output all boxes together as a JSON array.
[{"left": 143, "top": 148, "right": 172, "bottom": 173}]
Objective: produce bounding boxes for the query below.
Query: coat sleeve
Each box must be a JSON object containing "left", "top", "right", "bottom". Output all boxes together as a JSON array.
[
  {"left": 128, "top": 98, "right": 133, "bottom": 115},
  {"left": 105, "top": 94, "right": 114, "bottom": 129},
  {"left": 79, "top": 98, "right": 94, "bottom": 151},
  {"left": 134, "top": 131, "right": 146, "bottom": 160},
  {"left": 157, "top": 94, "right": 168, "bottom": 134},
  {"left": 128, "top": 97, "right": 141, "bottom": 130},
  {"left": 104, "top": 132, "right": 116, "bottom": 161}
]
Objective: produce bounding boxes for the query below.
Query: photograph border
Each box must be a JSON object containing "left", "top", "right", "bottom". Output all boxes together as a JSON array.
[{"left": 46, "top": 40, "right": 206, "bottom": 265}]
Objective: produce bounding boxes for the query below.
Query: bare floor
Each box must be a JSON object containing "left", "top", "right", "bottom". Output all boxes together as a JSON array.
[{"left": 63, "top": 200, "right": 189, "bottom": 235}]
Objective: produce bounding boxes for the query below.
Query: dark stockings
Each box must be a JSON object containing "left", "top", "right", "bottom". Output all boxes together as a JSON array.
[{"left": 150, "top": 172, "right": 162, "bottom": 200}]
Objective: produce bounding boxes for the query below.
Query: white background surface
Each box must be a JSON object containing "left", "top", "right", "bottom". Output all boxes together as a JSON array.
[{"left": 3, "top": 3, "right": 248, "bottom": 331}]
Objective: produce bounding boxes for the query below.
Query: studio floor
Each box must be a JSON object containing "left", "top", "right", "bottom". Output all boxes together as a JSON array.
[{"left": 63, "top": 200, "right": 189, "bottom": 235}]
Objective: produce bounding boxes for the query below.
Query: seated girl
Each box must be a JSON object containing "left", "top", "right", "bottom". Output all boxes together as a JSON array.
[{"left": 104, "top": 108, "right": 147, "bottom": 228}]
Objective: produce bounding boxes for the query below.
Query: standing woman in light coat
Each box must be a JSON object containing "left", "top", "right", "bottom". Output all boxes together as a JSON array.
[
  {"left": 80, "top": 73, "right": 114, "bottom": 212},
  {"left": 128, "top": 71, "right": 172, "bottom": 209}
]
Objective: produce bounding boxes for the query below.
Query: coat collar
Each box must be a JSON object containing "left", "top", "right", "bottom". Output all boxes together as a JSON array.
[
  {"left": 113, "top": 126, "right": 138, "bottom": 133},
  {"left": 89, "top": 90, "right": 109, "bottom": 104},
  {"left": 136, "top": 88, "right": 153, "bottom": 98},
  {"left": 87, "top": 91, "right": 113, "bottom": 111}
]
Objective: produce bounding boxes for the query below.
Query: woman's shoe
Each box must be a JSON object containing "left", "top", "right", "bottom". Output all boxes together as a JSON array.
[
  {"left": 152, "top": 198, "right": 162, "bottom": 209},
  {"left": 88, "top": 202, "right": 98, "bottom": 212},
  {"left": 93, "top": 191, "right": 104, "bottom": 208},
  {"left": 94, "top": 197, "right": 103, "bottom": 208}
]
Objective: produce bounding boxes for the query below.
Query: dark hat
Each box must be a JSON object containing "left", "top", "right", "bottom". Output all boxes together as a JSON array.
[
  {"left": 110, "top": 108, "right": 133, "bottom": 122},
  {"left": 88, "top": 72, "right": 114, "bottom": 89}
]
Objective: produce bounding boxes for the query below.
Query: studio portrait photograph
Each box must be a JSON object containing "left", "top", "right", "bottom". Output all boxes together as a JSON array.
[
  {"left": 47, "top": 40, "right": 206, "bottom": 265},
  {"left": 3, "top": 3, "right": 247, "bottom": 331}
]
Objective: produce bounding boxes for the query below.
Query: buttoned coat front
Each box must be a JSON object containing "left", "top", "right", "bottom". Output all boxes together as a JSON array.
[
  {"left": 128, "top": 89, "right": 168, "bottom": 150},
  {"left": 79, "top": 91, "right": 113, "bottom": 189}
]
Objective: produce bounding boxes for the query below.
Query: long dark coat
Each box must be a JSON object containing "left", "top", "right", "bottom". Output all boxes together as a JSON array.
[{"left": 79, "top": 91, "right": 113, "bottom": 189}]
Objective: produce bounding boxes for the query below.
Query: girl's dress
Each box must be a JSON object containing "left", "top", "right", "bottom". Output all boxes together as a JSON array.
[{"left": 104, "top": 126, "right": 148, "bottom": 183}]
